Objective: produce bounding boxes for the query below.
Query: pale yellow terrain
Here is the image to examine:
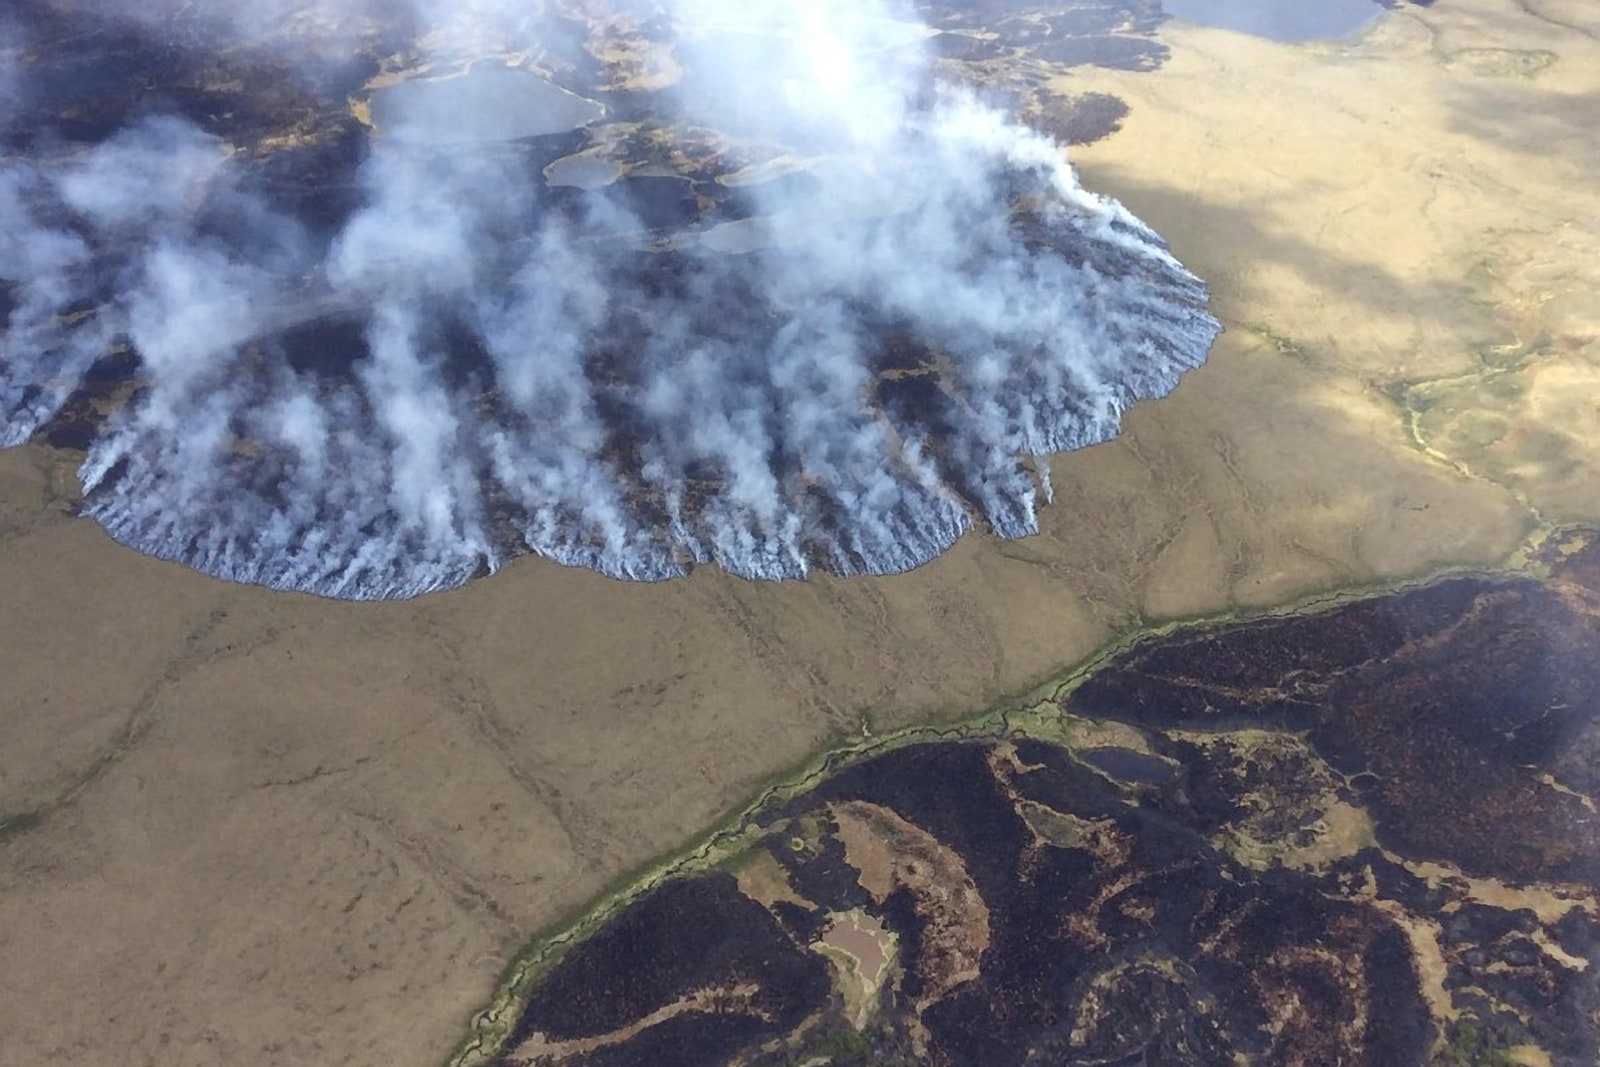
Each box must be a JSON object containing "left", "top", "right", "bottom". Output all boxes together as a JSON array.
[{"left": 1, "top": 1, "right": 1596, "bottom": 1065}]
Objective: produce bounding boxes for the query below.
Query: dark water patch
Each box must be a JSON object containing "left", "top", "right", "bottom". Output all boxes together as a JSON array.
[
  {"left": 543, "top": 154, "right": 626, "bottom": 190},
  {"left": 368, "top": 67, "right": 605, "bottom": 144},
  {"left": 1160, "top": 0, "right": 1385, "bottom": 41},
  {"left": 1082, "top": 746, "right": 1176, "bottom": 784},
  {"left": 1011, "top": 737, "right": 1138, "bottom": 819}
]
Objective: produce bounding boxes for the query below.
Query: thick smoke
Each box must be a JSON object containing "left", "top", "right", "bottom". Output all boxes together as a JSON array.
[{"left": 0, "top": 0, "right": 1219, "bottom": 599}]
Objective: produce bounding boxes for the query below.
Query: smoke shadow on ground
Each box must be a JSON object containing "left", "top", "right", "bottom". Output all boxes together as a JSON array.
[
  {"left": 1444, "top": 79, "right": 1600, "bottom": 174},
  {"left": 1070, "top": 162, "right": 1499, "bottom": 350}
]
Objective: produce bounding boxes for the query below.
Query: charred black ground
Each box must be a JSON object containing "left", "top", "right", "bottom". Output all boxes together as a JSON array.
[{"left": 479, "top": 529, "right": 1600, "bottom": 1067}]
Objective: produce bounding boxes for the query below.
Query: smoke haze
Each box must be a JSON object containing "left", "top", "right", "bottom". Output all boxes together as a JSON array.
[{"left": 0, "top": 0, "right": 1220, "bottom": 599}]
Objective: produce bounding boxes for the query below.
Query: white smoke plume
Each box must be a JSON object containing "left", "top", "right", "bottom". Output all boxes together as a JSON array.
[{"left": 0, "top": 0, "right": 1219, "bottom": 599}]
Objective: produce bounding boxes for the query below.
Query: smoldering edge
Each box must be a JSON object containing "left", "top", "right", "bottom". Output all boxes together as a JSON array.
[{"left": 0, "top": 0, "right": 1220, "bottom": 600}]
